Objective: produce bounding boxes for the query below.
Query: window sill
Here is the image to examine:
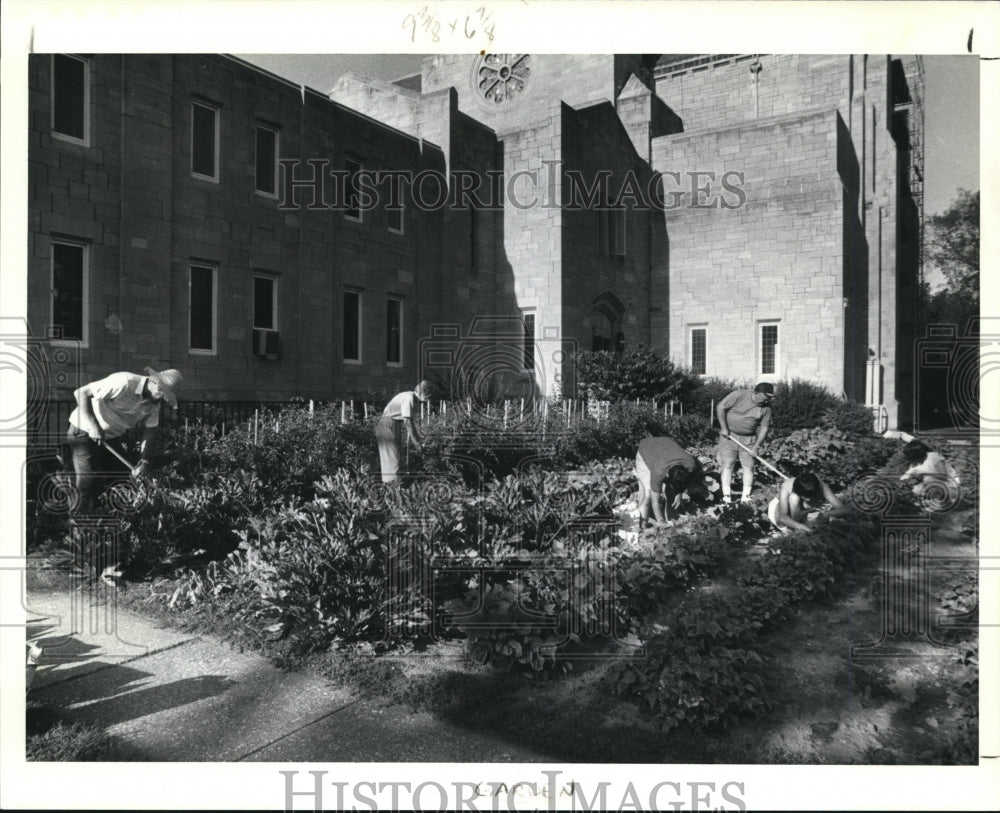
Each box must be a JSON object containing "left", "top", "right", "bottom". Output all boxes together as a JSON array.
[{"left": 51, "top": 132, "right": 90, "bottom": 148}]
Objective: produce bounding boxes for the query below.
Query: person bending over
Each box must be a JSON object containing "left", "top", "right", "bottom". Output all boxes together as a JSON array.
[{"left": 768, "top": 471, "right": 850, "bottom": 534}]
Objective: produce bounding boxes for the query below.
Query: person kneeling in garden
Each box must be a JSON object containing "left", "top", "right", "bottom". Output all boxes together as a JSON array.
[
  {"left": 377, "top": 380, "right": 432, "bottom": 483},
  {"left": 899, "top": 440, "right": 961, "bottom": 504},
  {"left": 768, "top": 472, "right": 850, "bottom": 534},
  {"left": 635, "top": 435, "right": 712, "bottom": 527}
]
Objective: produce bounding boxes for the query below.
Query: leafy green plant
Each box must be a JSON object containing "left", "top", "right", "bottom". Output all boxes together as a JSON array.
[
  {"left": 615, "top": 595, "right": 770, "bottom": 731},
  {"left": 615, "top": 511, "right": 886, "bottom": 732},
  {"left": 766, "top": 427, "right": 851, "bottom": 479},
  {"left": 576, "top": 344, "right": 701, "bottom": 404}
]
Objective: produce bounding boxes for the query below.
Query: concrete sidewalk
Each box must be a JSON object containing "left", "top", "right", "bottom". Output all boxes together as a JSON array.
[{"left": 25, "top": 586, "right": 554, "bottom": 762}]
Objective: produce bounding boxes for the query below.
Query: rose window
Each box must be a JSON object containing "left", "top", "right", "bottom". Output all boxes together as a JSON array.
[{"left": 475, "top": 54, "right": 531, "bottom": 105}]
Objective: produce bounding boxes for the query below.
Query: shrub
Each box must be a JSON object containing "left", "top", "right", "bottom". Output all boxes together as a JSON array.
[
  {"left": 552, "top": 408, "right": 717, "bottom": 469},
  {"left": 576, "top": 344, "right": 701, "bottom": 403},
  {"left": 769, "top": 379, "right": 839, "bottom": 436},
  {"left": 683, "top": 376, "right": 742, "bottom": 422},
  {"left": 825, "top": 399, "right": 877, "bottom": 437}
]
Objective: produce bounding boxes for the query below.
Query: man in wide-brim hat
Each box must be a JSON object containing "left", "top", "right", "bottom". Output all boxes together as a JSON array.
[{"left": 66, "top": 366, "right": 183, "bottom": 513}]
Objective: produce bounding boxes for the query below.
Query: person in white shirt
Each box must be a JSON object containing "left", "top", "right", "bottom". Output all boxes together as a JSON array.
[
  {"left": 67, "top": 367, "right": 182, "bottom": 513},
  {"left": 377, "top": 381, "right": 432, "bottom": 482},
  {"left": 900, "top": 440, "right": 961, "bottom": 503}
]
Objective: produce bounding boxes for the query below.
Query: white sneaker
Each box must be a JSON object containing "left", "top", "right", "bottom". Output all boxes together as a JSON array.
[{"left": 722, "top": 495, "right": 733, "bottom": 504}]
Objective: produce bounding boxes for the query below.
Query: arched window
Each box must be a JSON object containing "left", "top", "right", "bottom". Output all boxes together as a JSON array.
[
  {"left": 590, "top": 292, "right": 626, "bottom": 353},
  {"left": 592, "top": 310, "right": 614, "bottom": 352}
]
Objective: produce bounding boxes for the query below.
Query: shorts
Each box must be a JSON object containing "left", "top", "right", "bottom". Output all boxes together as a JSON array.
[
  {"left": 767, "top": 497, "right": 785, "bottom": 530},
  {"left": 717, "top": 433, "right": 757, "bottom": 469},
  {"left": 634, "top": 454, "right": 658, "bottom": 504}
]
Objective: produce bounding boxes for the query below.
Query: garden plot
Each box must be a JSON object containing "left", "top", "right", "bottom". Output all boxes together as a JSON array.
[{"left": 26, "top": 401, "right": 979, "bottom": 764}]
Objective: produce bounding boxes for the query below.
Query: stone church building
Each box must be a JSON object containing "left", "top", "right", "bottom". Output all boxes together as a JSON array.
[{"left": 28, "top": 53, "right": 923, "bottom": 428}]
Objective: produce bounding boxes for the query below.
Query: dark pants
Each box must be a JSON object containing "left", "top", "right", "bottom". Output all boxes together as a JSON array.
[{"left": 66, "top": 426, "right": 129, "bottom": 514}]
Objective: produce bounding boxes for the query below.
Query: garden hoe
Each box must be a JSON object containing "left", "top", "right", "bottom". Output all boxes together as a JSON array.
[
  {"left": 725, "top": 435, "right": 790, "bottom": 480},
  {"left": 104, "top": 442, "right": 142, "bottom": 479}
]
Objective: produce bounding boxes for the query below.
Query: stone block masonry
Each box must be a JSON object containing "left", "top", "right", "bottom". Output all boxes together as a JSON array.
[
  {"left": 28, "top": 54, "right": 452, "bottom": 401},
  {"left": 653, "top": 108, "right": 847, "bottom": 392}
]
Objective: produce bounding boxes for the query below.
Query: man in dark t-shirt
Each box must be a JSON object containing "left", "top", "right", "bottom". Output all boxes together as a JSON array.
[
  {"left": 715, "top": 382, "right": 774, "bottom": 503},
  {"left": 635, "top": 436, "right": 709, "bottom": 526}
]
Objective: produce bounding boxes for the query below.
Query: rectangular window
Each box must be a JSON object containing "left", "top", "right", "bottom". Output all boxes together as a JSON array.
[
  {"left": 523, "top": 313, "right": 535, "bottom": 371},
  {"left": 253, "top": 275, "right": 276, "bottom": 330},
  {"left": 469, "top": 208, "right": 479, "bottom": 274},
  {"left": 385, "top": 186, "right": 404, "bottom": 234},
  {"left": 52, "top": 54, "right": 88, "bottom": 143},
  {"left": 387, "top": 203, "right": 404, "bottom": 234},
  {"left": 386, "top": 297, "right": 402, "bottom": 365},
  {"left": 255, "top": 124, "right": 278, "bottom": 196},
  {"left": 343, "top": 290, "right": 361, "bottom": 362},
  {"left": 191, "top": 101, "right": 219, "bottom": 180},
  {"left": 189, "top": 264, "right": 216, "bottom": 353},
  {"left": 344, "top": 157, "right": 362, "bottom": 221},
  {"left": 760, "top": 323, "right": 779, "bottom": 376},
  {"left": 596, "top": 209, "right": 610, "bottom": 255},
  {"left": 51, "top": 240, "right": 87, "bottom": 343},
  {"left": 690, "top": 327, "right": 707, "bottom": 376},
  {"left": 614, "top": 207, "right": 628, "bottom": 257}
]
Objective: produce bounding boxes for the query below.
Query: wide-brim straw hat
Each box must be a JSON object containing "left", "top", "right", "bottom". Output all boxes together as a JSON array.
[{"left": 144, "top": 367, "right": 182, "bottom": 408}]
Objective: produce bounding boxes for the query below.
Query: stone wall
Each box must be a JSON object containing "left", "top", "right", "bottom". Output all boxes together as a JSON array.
[
  {"left": 655, "top": 54, "right": 851, "bottom": 132},
  {"left": 653, "top": 107, "right": 846, "bottom": 391}
]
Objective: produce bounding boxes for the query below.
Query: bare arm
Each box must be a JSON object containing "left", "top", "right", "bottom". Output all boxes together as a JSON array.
[
  {"left": 73, "top": 384, "right": 105, "bottom": 443},
  {"left": 716, "top": 402, "right": 730, "bottom": 436},
  {"left": 403, "top": 417, "right": 422, "bottom": 449},
  {"left": 650, "top": 475, "right": 668, "bottom": 523},
  {"left": 776, "top": 479, "right": 812, "bottom": 533},
  {"left": 821, "top": 481, "right": 851, "bottom": 517},
  {"left": 139, "top": 426, "right": 157, "bottom": 462},
  {"left": 753, "top": 410, "right": 771, "bottom": 450}
]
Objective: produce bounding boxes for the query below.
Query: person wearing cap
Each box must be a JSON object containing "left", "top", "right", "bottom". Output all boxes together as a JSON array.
[
  {"left": 66, "top": 367, "right": 182, "bottom": 513},
  {"left": 377, "top": 381, "right": 432, "bottom": 483},
  {"left": 635, "top": 435, "right": 712, "bottom": 526},
  {"left": 716, "top": 382, "right": 775, "bottom": 503}
]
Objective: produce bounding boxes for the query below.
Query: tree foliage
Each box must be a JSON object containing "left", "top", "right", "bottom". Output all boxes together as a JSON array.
[
  {"left": 926, "top": 188, "right": 979, "bottom": 298},
  {"left": 920, "top": 189, "right": 979, "bottom": 334}
]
